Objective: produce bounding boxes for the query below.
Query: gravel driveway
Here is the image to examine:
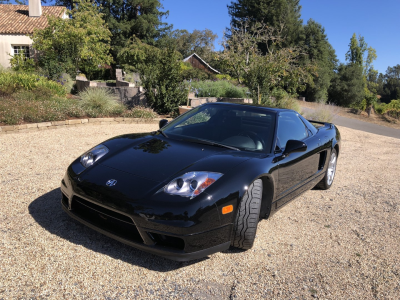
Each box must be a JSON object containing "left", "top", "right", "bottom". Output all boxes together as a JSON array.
[{"left": 1, "top": 124, "right": 399, "bottom": 299}]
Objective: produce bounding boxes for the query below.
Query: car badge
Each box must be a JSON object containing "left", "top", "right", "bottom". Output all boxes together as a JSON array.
[{"left": 106, "top": 179, "right": 117, "bottom": 187}]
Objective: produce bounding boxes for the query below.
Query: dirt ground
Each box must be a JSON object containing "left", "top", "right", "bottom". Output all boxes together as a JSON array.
[{"left": 0, "top": 124, "right": 399, "bottom": 299}]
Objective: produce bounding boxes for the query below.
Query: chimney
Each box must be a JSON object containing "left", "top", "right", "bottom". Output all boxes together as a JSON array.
[{"left": 29, "top": 0, "right": 42, "bottom": 17}]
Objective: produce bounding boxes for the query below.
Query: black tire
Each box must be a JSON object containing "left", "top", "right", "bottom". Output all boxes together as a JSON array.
[
  {"left": 231, "top": 179, "right": 263, "bottom": 249},
  {"left": 315, "top": 148, "right": 337, "bottom": 190}
]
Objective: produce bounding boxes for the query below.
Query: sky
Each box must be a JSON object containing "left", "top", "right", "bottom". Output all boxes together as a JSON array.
[{"left": 162, "top": 0, "right": 400, "bottom": 74}]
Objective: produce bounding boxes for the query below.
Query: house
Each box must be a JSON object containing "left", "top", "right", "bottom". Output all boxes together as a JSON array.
[
  {"left": 183, "top": 53, "right": 220, "bottom": 75},
  {"left": 0, "top": 0, "right": 67, "bottom": 68}
]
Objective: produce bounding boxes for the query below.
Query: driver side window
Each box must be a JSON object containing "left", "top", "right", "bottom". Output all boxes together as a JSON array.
[{"left": 277, "top": 112, "right": 308, "bottom": 148}]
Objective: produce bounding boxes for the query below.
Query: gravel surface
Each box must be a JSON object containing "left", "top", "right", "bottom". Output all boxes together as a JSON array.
[{"left": 1, "top": 124, "right": 399, "bottom": 299}]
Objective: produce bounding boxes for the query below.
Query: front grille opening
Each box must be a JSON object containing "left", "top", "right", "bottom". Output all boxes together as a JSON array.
[
  {"left": 149, "top": 232, "right": 185, "bottom": 250},
  {"left": 74, "top": 196, "right": 134, "bottom": 224},
  {"left": 62, "top": 193, "right": 69, "bottom": 207},
  {"left": 71, "top": 196, "right": 143, "bottom": 244}
]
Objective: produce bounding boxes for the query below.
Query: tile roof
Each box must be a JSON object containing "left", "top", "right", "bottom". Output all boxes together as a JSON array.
[{"left": 0, "top": 4, "right": 66, "bottom": 34}]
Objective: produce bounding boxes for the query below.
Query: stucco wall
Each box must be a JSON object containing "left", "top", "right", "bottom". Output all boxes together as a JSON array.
[{"left": 0, "top": 34, "right": 33, "bottom": 68}]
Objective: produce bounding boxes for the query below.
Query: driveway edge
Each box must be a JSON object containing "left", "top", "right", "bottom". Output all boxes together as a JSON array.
[{"left": 0, "top": 117, "right": 167, "bottom": 135}]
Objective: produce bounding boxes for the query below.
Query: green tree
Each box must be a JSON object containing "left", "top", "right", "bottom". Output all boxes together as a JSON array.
[
  {"left": 220, "top": 21, "right": 314, "bottom": 104},
  {"left": 343, "top": 33, "right": 378, "bottom": 115},
  {"left": 31, "top": 0, "right": 112, "bottom": 79},
  {"left": 345, "top": 33, "right": 377, "bottom": 76},
  {"left": 227, "top": 0, "right": 303, "bottom": 50},
  {"left": 299, "top": 19, "right": 338, "bottom": 102},
  {"left": 328, "top": 64, "right": 365, "bottom": 107},
  {"left": 118, "top": 38, "right": 187, "bottom": 114},
  {"left": 157, "top": 29, "right": 218, "bottom": 62},
  {"left": 55, "top": 0, "right": 171, "bottom": 61},
  {"left": 381, "top": 64, "right": 400, "bottom": 103}
]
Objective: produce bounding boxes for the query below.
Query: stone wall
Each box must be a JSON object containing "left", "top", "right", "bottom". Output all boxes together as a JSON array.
[{"left": 75, "top": 76, "right": 147, "bottom": 108}]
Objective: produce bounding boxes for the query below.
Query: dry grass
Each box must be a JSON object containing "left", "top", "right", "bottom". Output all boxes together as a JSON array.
[
  {"left": 302, "top": 102, "right": 341, "bottom": 123},
  {"left": 0, "top": 89, "right": 157, "bottom": 125}
]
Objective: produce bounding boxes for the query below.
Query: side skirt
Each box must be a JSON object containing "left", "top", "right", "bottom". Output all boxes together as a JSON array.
[{"left": 271, "top": 172, "right": 325, "bottom": 214}]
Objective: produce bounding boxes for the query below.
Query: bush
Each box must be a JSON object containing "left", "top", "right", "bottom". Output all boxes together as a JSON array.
[
  {"left": 191, "top": 80, "right": 249, "bottom": 98},
  {"left": 180, "top": 62, "right": 213, "bottom": 81},
  {"left": 302, "top": 103, "right": 340, "bottom": 123},
  {"left": 276, "top": 98, "right": 301, "bottom": 113},
  {"left": 78, "top": 88, "right": 125, "bottom": 117},
  {"left": 215, "top": 74, "right": 232, "bottom": 81},
  {"left": 59, "top": 73, "right": 75, "bottom": 94},
  {"left": 0, "top": 70, "right": 66, "bottom": 96},
  {"left": 122, "top": 106, "right": 157, "bottom": 119},
  {"left": 375, "top": 100, "right": 400, "bottom": 119},
  {"left": 0, "top": 89, "right": 84, "bottom": 125},
  {"left": 124, "top": 72, "right": 141, "bottom": 85},
  {"left": 9, "top": 53, "right": 36, "bottom": 73},
  {"left": 259, "top": 89, "right": 301, "bottom": 113}
]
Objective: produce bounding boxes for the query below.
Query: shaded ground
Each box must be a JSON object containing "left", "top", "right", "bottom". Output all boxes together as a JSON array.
[{"left": 0, "top": 124, "right": 399, "bottom": 299}]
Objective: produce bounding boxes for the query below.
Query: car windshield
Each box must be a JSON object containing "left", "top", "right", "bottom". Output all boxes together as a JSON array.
[{"left": 162, "top": 104, "right": 276, "bottom": 152}]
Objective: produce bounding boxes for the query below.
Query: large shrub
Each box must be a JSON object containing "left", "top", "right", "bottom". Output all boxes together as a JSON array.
[
  {"left": 119, "top": 38, "right": 187, "bottom": 114},
  {"left": 78, "top": 88, "right": 124, "bottom": 117},
  {"left": 328, "top": 64, "right": 365, "bottom": 107},
  {"left": 122, "top": 106, "right": 158, "bottom": 119},
  {"left": 191, "top": 80, "right": 249, "bottom": 98},
  {"left": 375, "top": 100, "right": 400, "bottom": 119},
  {"left": 0, "top": 71, "right": 66, "bottom": 96}
]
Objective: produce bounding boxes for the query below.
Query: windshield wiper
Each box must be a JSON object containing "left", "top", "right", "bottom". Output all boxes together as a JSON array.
[
  {"left": 183, "top": 138, "right": 240, "bottom": 151},
  {"left": 157, "top": 129, "right": 168, "bottom": 138}
]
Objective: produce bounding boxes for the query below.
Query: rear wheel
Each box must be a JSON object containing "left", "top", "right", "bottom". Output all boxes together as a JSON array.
[
  {"left": 231, "top": 179, "right": 262, "bottom": 249},
  {"left": 316, "top": 148, "right": 337, "bottom": 190}
]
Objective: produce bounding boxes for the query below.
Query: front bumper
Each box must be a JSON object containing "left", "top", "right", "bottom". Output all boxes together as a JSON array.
[
  {"left": 60, "top": 169, "right": 233, "bottom": 261},
  {"left": 61, "top": 199, "right": 231, "bottom": 261}
]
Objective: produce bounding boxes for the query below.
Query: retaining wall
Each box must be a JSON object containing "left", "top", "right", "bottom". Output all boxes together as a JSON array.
[{"left": 75, "top": 77, "right": 147, "bottom": 108}]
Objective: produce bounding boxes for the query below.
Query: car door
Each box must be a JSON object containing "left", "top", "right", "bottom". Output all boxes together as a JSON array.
[{"left": 275, "top": 112, "right": 320, "bottom": 207}]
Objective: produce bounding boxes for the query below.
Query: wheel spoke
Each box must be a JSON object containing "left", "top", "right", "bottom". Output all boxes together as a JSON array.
[{"left": 327, "top": 152, "right": 337, "bottom": 185}]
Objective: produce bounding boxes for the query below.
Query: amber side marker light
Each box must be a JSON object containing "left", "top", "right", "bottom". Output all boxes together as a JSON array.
[{"left": 222, "top": 205, "right": 233, "bottom": 214}]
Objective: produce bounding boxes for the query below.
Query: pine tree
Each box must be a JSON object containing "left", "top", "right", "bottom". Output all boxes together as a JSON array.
[
  {"left": 299, "top": 19, "right": 337, "bottom": 102},
  {"left": 227, "top": 0, "right": 303, "bottom": 49}
]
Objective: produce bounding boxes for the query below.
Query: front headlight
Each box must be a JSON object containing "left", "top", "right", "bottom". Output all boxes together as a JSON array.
[
  {"left": 164, "top": 172, "right": 223, "bottom": 198},
  {"left": 80, "top": 144, "right": 109, "bottom": 168}
]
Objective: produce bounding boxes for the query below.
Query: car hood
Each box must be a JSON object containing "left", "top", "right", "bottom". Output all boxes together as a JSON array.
[{"left": 99, "top": 134, "right": 251, "bottom": 183}]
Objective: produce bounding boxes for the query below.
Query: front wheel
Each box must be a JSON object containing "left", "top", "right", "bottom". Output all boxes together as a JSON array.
[
  {"left": 316, "top": 148, "right": 337, "bottom": 190},
  {"left": 231, "top": 179, "right": 262, "bottom": 249}
]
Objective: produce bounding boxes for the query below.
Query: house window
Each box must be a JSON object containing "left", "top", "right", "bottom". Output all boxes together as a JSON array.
[{"left": 13, "top": 46, "right": 30, "bottom": 58}]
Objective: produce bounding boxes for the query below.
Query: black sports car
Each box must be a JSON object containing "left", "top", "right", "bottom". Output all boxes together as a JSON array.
[{"left": 61, "top": 102, "right": 340, "bottom": 261}]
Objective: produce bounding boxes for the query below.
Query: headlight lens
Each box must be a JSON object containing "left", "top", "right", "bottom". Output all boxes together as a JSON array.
[
  {"left": 164, "top": 172, "right": 222, "bottom": 198},
  {"left": 80, "top": 144, "right": 109, "bottom": 168}
]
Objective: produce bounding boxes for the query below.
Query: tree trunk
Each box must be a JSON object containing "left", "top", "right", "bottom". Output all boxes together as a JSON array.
[{"left": 367, "top": 105, "right": 372, "bottom": 117}]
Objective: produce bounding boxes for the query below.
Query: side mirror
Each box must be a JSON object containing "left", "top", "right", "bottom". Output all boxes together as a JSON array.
[
  {"left": 159, "top": 119, "right": 168, "bottom": 129},
  {"left": 283, "top": 140, "right": 307, "bottom": 157}
]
